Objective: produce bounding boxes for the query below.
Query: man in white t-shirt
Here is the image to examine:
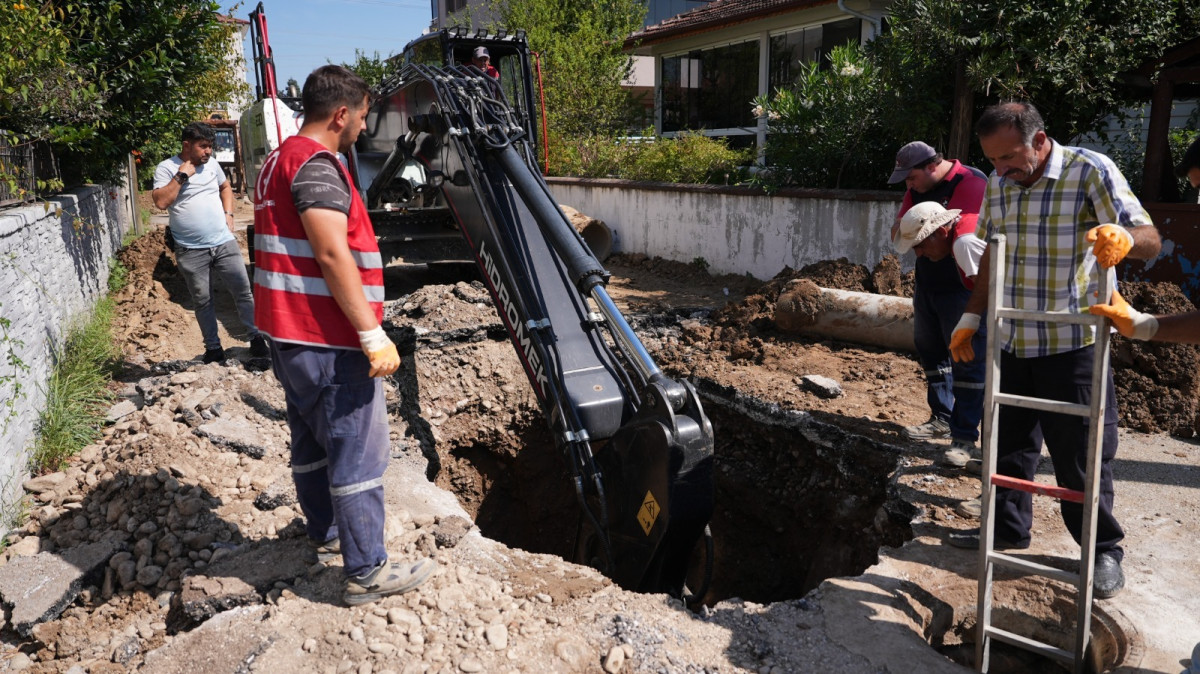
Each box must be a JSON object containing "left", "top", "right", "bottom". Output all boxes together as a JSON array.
[{"left": 152, "top": 122, "right": 267, "bottom": 363}]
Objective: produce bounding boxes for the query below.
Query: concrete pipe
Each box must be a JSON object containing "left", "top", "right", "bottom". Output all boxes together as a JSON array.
[
  {"left": 775, "top": 279, "right": 915, "bottom": 352},
  {"left": 560, "top": 204, "right": 613, "bottom": 262}
]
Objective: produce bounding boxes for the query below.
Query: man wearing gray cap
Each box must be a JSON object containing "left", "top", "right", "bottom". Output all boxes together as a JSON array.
[
  {"left": 470, "top": 46, "right": 499, "bottom": 79},
  {"left": 890, "top": 141, "right": 989, "bottom": 477}
]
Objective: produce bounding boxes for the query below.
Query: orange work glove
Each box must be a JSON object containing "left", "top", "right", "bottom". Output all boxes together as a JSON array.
[
  {"left": 949, "top": 313, "right": 981, "bottom": 362},
  {"left": 1086, "top": 224, "right": 1134, "bottom": 268},
  {"left": 358, "top": 326, "right": 401, "bottom": 377},
  {"left": 1088, "top": 288, "right": 1159, "bottom": 340}
]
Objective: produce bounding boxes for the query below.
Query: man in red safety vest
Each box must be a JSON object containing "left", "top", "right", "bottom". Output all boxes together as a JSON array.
[{"left": 253, "top": 65, "right": 436, "bottom": 606}]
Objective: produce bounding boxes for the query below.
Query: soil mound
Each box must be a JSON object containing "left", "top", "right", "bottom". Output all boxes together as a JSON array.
[{"left": 1113, "top": 281, "right": 1199, "bottom": 436}]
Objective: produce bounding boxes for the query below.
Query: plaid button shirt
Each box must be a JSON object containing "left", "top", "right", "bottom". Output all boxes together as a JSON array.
[{"left": 976, "top": 141, "right": 1153, "bottom": 358}]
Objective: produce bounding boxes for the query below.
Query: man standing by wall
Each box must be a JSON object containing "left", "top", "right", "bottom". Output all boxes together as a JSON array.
[
  {"left": 948, "top": 102, "right": 1162, "bottom": 599},
  {"left": 889, "top": 142, "right": 988, "bottom": 470},
  {"left": 153, "top": 122, "right": 268, "bottom": 363},
  {"left": 253, "top": 65, "right": 436, "bottom": 606}
]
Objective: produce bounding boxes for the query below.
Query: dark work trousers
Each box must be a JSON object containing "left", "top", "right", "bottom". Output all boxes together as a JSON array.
[
  {"left": 270, "top": 342, "right": 389, "bottom": 577},
  {"left": 175, "top": 239, "right": 260, "bottom": 350},
  {"left": 913, "top": 284, "right": 987, "bottom": 443},
  {"left": 994, "top": 346, "right": 1124, "bottom": 561}
]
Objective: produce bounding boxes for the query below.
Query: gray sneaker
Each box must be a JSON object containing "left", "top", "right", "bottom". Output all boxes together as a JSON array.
[
  {"left": 942, "top": 438, "right": 981, "bottom": 467},
  {"left": 955, "top": 497, "right": 981, "bottom": 519},
  {"left": 344, "top": 557, "right": 437, "bottom": 606},
  {"left": 307, "top": 536, "right": 341, "bottom": 564},
  {"left": 904, "top": 416, "right": 951, "bottom": 440}
]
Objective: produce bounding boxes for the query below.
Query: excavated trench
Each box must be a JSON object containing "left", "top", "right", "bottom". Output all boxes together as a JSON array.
[
  {"left": 391, "top": 278, "right": 1133, "bottom": 672},
  {"left": 418, "top": 357, "right": 916, "bottom": 606}
]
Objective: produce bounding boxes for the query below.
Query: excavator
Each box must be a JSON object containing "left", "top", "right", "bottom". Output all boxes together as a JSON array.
[{"left": 242, "top": 3, "right": 715, "bottom": 600}]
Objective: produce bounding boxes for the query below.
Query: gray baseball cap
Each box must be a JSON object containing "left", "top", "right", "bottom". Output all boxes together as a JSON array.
[{"left": 888, "top": 141, "right": 938, "bottom": 184}]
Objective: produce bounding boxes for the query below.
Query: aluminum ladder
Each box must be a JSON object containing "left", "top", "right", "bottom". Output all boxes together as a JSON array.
[{"left": 975, "top": 233, "right": 1114, "bottom": 674}]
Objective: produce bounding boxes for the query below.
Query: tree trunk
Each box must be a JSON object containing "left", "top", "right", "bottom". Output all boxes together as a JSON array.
[{"left": 947, "top": 61, "right": 974, "bottom": 161}]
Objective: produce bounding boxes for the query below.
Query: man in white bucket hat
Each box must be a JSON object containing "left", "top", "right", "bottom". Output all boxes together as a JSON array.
[
  {"left": 889, "top": 142, "right": 989, "bottom": 481},
  {"left": 894, "top": 202, "right": 989, "bottom": 489}
]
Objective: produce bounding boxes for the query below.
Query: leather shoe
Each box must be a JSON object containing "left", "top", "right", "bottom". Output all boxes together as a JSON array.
[
  {"left": 1093, "top": 552, "right": 1124, "bottom": 599},
  {"left": 946, "top": 528, "right": 1029, "bottom": 551}
]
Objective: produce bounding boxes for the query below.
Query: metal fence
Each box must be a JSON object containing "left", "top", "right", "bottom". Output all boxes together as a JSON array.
[{"left": 0, "top": 132, "right": 58, "bottom": 208}]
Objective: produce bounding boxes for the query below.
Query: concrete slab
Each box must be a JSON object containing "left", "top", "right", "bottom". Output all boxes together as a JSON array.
[{"left": 0, "top": 539, "right": 120, "bottom": 636}]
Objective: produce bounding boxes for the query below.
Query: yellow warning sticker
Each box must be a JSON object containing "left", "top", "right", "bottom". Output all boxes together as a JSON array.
[{"left": 637, "top": 490, "right": 660, "bottom": 535}]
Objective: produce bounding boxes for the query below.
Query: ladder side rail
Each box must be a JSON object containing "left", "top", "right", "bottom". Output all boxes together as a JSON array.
[
  {"left": 976, "top": 234, "right": 1007, "bottom": 673},
  {"left": 1072, "top": 266, "right": 1115, "bottom": 674}
]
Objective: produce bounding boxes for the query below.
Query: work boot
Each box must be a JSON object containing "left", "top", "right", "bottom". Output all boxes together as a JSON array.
[
  {"left": 249, "top": 335, "right": 270, "bottom": 358},
  {"left": 202, "top": 347, "right": 226, "bottom": 364},
  {"left": 307, "top": 536, "right": 341, "bottom": 564},
  {"left": 943, "top": 438, "right": 981, "bottom": 468},
  {"left": 343, "top": 557, "right": 437, "bottom": 607},
  {"left": 1093, "top": 552, "right": 1125, "bottom": 599},
  {"left": 955, "top": 497, "right": 981, "bottom": 519},
  {"left": 904, "top": 416, "right": 950, "bottom": 441}
]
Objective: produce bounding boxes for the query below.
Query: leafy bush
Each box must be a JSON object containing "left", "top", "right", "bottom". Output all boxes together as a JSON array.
[
  {"left": 752, "top": 44, "right": 901, "bottom": 190},
  {"left": 552, "top": 131, "right": 750, "bottom": 184}
]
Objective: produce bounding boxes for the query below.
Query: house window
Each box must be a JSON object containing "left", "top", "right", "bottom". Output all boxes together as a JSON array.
[
  {"left": 448, "top": 0, "right": 468, "bottom": 13},
  {"left": 661, "top": 39, "right": 759, "bottom": 133},
  {"left": 768, "top": 17, "right": 861, "bottom": 88}
]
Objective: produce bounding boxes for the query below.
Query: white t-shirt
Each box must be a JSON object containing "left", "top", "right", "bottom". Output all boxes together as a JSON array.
[
  {"left": 152, "top": 157, "right": 234, "bottom": 249},
  {"left": 952, "top": 232, "right": 987, "bottom": 281}
]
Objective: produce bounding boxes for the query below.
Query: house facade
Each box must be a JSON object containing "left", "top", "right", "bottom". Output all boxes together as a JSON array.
[{"left": 627, "top": 0, "right": 889, "bottom": 150}]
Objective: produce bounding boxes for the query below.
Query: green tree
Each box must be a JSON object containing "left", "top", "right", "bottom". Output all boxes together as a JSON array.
[
  {"left": 0, "top": 2, "right": 249, "bottom": 186},
  {"left": 341, "top": 50, "right": 398, "bottom": 91},
  {"left": 754, "top": 44, "right": 899, "bottom": 189},
  {"left": 494, "top": 0, "right": 646, "bottom": 138},
  {"left": 872, "top": 0, "right": 1200, "bottom": 143}
]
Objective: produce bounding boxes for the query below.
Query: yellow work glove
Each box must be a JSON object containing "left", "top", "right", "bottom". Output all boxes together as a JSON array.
[
  {"left": 358, "top": 326, "right": 401, "bottom": 377},
  {"left": 1088, "top": 289, "right": 1159, "bottom": 340},
  {"left": 949, "top": 313, "right": 981, "bottom": 363},
  {"left": 1086, "top": 224, "right": 1134, "bottom": 268}
]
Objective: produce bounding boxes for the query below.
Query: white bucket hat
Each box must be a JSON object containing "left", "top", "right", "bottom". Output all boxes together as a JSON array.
[{"left": 894, "top": 201, "right": 961, "bottom": 254}]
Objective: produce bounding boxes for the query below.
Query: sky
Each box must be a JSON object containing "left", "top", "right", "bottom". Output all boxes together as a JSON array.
[{"left": 234, "top": 0, "right": 435, "bottom": 95}]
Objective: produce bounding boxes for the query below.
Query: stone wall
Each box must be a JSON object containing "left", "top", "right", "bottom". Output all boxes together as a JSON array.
[
  {"left": 0, "top": 185, "right": 131, "bottom": 517},
  {"left": 547, "top": 177, "right": 905, "bottom": 280}
]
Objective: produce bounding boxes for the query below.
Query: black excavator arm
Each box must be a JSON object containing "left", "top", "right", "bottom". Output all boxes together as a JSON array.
[{"left": 351, "top": 64, "right": 714, "bottom": 598}]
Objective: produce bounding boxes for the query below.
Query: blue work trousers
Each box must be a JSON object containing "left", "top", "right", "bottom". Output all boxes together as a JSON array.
[
  {"left": 175, "top": 240, "right": 260, "bottom": 350},
  {"left": 270, "top": 343, "right": 389, "bottom": 577},
  {"left": 994, "top": 347, "right": 1124, "bottom": 560},
  {"left": 913, "top": 286, "right": 986, "bottom": 442}
]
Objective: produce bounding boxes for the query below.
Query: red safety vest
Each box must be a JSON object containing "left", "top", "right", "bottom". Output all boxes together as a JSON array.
[{"left": 253, "top": 135, "right": 383, "bottom": 349}]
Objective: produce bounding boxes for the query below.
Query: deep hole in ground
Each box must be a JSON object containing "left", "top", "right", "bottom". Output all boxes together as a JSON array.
[{"left": 426, "top": 372, "right": 917, "bottom": 606}]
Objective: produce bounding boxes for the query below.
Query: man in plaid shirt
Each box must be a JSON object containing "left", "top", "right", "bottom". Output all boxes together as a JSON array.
[{"left": 944, "top": 102, "right": 1161, "bottom": 600}]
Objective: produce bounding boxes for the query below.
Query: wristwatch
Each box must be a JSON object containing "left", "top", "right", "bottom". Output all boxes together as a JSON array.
[{"left": 174, "top": 171, "right": 189, "bottom": 185}]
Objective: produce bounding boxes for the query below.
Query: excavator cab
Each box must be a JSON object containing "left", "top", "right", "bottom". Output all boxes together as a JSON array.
[{"left": 400, "top": 28, "right": 541, "bottom": 160}]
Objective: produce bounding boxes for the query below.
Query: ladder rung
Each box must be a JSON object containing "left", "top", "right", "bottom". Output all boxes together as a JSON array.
[
  {"left": 986, "top": 626, "right": 1075, "bottom": 663},
  {"left": 993, "top": 392, "right": 1091, "bottom": 417},
  {"left": 989, "top": 551, "right": 1080, "bottom": 585},
  {"left": 995, "top": 307, "right": 1100, "bottom": 326},
  {"left": 990, "top": 475, "right": 1085, "bottom": 503}
]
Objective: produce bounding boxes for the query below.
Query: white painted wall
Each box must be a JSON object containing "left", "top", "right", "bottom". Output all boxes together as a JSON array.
[{"left": 547, "top": 178, "right": 904, "bottom": 280}]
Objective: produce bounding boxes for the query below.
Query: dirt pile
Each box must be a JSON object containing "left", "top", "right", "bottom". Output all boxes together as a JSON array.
[
  {"left": 1112, "top": 281, "right": 1200, "bottom": 436},
  {"left": 699, "top": 257, "right": 1200, "bottom": 438}
]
